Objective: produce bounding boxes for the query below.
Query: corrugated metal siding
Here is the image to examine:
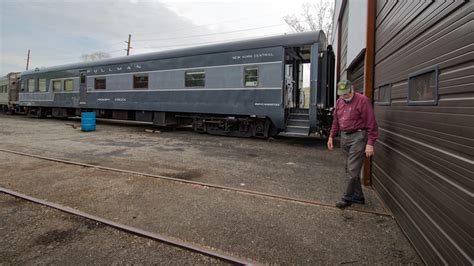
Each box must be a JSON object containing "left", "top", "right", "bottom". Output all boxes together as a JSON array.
[
  {"left": 373, "top": 0, "right": 473, "bottom": 264},
  {"left": 347, "top": 50, "right": 365, "bottom": 94},
  {"left": 339, "top": 2, "right": 349, "bottom": 81}
]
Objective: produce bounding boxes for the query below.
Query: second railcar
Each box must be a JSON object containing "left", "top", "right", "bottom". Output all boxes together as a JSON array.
[
  {"left": 0, "top": 72, "right": 21, "bottom": 114},
  {"left": 18, "top": 31, "right": 334, "bottom": 138}
]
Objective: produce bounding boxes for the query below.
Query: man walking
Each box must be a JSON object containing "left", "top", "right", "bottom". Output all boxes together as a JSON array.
[{"left": 327, "top": 80, "right": 378, "bottom": 208}]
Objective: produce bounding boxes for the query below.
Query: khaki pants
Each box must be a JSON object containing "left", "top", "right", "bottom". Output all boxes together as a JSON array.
[{"left": 340, "top": 130, "right": 367, "bottom": 201}]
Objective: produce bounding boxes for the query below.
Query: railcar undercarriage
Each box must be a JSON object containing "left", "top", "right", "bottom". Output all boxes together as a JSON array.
[
  {"left": 192, "top": 116, "right": 279, "bottom": 138},
  {"left": 22, "top": 107, "right": 279, "bottom": 138}
]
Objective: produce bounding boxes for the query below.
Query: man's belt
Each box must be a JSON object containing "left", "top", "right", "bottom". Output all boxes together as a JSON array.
[{"left": 342, "top": 129, "right": 365, "bottom": 134}]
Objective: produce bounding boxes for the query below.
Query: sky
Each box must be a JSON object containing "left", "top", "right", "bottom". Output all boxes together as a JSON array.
[{"left": 0, "top": 0, "right": 325, "bottom": 77}]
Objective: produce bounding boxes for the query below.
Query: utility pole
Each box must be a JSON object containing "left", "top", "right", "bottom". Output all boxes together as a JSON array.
[
  {"left": 26, "top": 49, "right": 30, "bottom": 70},
  {"left": 125, "top": 34, "right": 132, "bottom": 56}
]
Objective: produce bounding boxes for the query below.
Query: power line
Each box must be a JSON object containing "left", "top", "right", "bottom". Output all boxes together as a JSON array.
[
  {"left": 83, "top": 15, "right": 287, "bottom": 51},
  {"left": 132, "top": 13, "right": 285, "bottom": 36},
  {"left": 134, "top": 32, "right": 290, "bottom": 51},
  {"left": 41, "top": 23, "right": 290, "bottom": 60},
  {"left": 134, "top": 24, "right": 288, "bottom": 42},
  {"left": 22, "top": 23, "right": 292, "bottom": 64}
]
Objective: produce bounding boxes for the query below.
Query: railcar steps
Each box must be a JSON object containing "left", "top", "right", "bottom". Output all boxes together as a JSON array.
[{"left": 282, "top": 108, "right": 310, "bottom": 137}]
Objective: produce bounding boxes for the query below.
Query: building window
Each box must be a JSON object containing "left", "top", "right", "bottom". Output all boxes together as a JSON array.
[
  {"left": 28, "top": 79, "right": 36, "bottom": 92},
  {"left": 38, "top": 79, "right": 47, "bottom": 92},
  {"left": 244, "top": 66, "right": 258, "bottom": 87},
  {"left": 375, "top": 83, "right": 391, "bottom": 105},
  {"left": 64, "top": 79, "right": 74, "bottom": 91},
  {"left": 185, "top": 71, "right": 205, "bottom": 87},
  {"left": 95, "top": 78, "right": 106, "bottom": 90},
  {"left": 133, "top": 74, "right": 148, "bottom": 89},
  {"left": 408, "top": 66, "right": 439, "bottom": 106},
  {"left": 53, "top": 80, "right": 61, "bottom": 92}
]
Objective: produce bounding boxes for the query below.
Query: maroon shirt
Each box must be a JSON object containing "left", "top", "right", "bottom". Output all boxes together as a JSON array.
[{"left": 330, "top": 93, "right": 378, "bottom": 145}]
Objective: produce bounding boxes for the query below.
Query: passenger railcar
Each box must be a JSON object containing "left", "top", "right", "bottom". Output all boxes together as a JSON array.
[
  {"left": 0, "top": 72, "right": 21, "bottom": 114},
  {"left": 18, "top": 31, "right": 334, "bottom": 137}
]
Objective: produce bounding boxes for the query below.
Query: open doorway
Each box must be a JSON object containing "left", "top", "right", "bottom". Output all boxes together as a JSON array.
[{"left": 284, "top": 46, "right": 312, "bottom": 110}]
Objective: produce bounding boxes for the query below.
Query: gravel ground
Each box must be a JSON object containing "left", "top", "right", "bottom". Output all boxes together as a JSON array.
[
  {"left": 0, "top": 114, "right": 385, "bottom": 212},
  {"left": 0, "top": 114, "right": 422, "bottom": 264},
  {"left": 0, "top": 193, "right": 229, "bottom": 265}
]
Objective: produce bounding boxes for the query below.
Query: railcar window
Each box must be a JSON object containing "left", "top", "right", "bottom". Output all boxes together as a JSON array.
[
  {"left": 38, "top": 79, "right": 47, "bottom": 92},
  {"left": 53, "top": 80, "right": 61, "bottom": 92},
  {"left": 185, "top": 71, "right": 205, "bottom": 87},
  {"left": 133, "top": 74, "right": 148, "bottom": 89},
  {"left": 64, "top": 79, "right": 74, "bottom": 91},
  {"left": 375, "top": 84, "right": 391, "bottom": 105},
  {"left": 28, "top": 79, "right": 36, "bottom": 92},
  {"left": 95, "top": 78, "right": 106, "bottom": 90},
  {"left": 408, "top": 66, "right": 439, "bottom": 106},
  {"left": 20, "top": 80, "right": 25, "bottom": 92},
  {"left": 244, "top": 66, "right": 259, "bottom": 87}
]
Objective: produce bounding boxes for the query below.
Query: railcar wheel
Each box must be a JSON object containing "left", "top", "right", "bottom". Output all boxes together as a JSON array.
[{"left": 253, "top": 118, "right": 278, "bottom": 139}]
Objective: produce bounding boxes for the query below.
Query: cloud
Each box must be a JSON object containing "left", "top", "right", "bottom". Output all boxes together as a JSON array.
[
  {"left": 0, "top": 0, "right": 312, "bottom": 77},
  {"left": 0, "top": 0, "right": 211, "bottom": 76}
]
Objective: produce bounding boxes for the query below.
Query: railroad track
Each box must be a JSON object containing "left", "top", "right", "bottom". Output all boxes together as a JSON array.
[
  {"left": 0, "top": 187, "right": 254, "bottom": 265},
  {"left": 0, "top": 148, "right": 392, "bottom": 217}
]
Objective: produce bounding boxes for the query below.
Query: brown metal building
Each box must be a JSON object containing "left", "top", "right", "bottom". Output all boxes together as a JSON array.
[
  {"left": 335, "top": 0, "right": 472, "bottom": 264},
  {"left": 372, "top": 0, "right": 473, "bottom": 264}
]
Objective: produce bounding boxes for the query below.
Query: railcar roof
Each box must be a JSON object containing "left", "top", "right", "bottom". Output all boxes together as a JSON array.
[{"left": 22, "top": 31, "right": 324, "bottom": 75}]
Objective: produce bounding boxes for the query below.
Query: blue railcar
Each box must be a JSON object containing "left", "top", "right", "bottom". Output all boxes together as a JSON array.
[{"left": 18, "top": 31, "right": 334, "bottom": 138}]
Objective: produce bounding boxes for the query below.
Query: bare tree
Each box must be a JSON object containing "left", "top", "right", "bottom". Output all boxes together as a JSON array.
[
  {"left": 284, "top": 1, "right": 334, "bottom": 41},
  {"left": 80, "top": 52, "right": 111, "bottom": 62}
]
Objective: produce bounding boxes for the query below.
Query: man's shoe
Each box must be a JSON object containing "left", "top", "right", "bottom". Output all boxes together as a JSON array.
[
  {"left": 352, "top": 197, "right": 365, "bottom": 204},
  {"left": 336, "top": 200, "right": 352, "bottom": 209}
]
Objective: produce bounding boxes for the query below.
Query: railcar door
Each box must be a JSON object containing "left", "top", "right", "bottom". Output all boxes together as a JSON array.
[{"left": 79, "top": 71, "right": 87, "bottom": 105}]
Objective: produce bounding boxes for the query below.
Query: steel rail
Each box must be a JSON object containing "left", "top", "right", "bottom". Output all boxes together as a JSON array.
[
  {"left": 0, "top": 148, "right": 392, "bottom": 217},
  {"left": 0, "top": 187, "right": 255, "bottom": 265}
]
